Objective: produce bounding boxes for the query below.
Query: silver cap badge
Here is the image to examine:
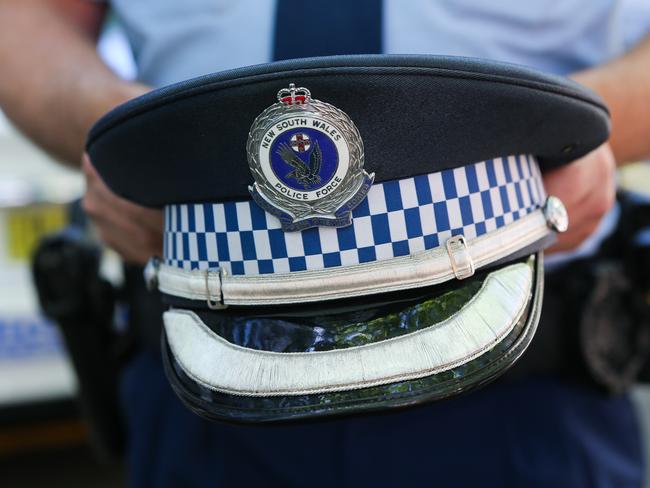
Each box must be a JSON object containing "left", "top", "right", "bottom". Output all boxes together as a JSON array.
[{"left": 247, "top": 84, "right": 374, "bottom": 231}]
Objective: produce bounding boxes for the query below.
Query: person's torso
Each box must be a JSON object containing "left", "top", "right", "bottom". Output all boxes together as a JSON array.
[{"left": 109, "top": 0, "right": 650, "bottom": 86}]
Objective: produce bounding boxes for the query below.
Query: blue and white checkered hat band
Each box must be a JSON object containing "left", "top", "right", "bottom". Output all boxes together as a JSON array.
[{"left": 164, "top": 155, "right": 545, "bottom": 275}]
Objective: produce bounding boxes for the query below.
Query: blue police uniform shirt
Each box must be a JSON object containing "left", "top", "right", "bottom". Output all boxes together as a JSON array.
[
  {"left": 110, "top": 0, "right": 650, "bottom": 86},
  {"left": 107, "top": 1, "right": 650, "bottom": 486}
]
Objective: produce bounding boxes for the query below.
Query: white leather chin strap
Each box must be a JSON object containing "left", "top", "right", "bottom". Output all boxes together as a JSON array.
[{"left": 148, "top": 204, "right": 558, "bottom": 307}]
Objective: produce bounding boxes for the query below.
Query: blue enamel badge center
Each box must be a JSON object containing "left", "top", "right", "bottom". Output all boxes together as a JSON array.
[{"left": 247, "top": 84, "right": 374, "bottom": 231}]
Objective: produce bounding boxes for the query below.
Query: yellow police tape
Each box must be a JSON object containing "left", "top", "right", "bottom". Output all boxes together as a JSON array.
[{"left": 5, "top": 204, "right": 67, "bottom": 261}]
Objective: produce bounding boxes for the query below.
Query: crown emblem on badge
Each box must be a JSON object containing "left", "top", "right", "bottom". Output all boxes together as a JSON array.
[
  {"left": 277, "top": 84, "right": 311, "bottom": 105},
  {"left": 246, "top": 83, "right": 374, "bottom": 232}
]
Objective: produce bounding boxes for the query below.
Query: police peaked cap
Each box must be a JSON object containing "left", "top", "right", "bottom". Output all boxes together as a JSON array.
[{"left": 87, "top": 55, "right": 608, "bottom": 423}]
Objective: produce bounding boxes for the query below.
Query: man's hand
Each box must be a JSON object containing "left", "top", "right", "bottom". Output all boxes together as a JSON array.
[
  {"left": 543, "top": 143, "right": 616, "bottom": 253},
  {"left": 82, "top": 154, "right": 163, "bottom": 265}
]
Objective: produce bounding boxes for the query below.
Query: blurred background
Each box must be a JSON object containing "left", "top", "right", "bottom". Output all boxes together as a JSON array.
[
  {"left": 0, "top": 109, "right": 125, "bottom": 486},
  {"left": 0, "top": 21, "right": 131, "bottom": 487}
]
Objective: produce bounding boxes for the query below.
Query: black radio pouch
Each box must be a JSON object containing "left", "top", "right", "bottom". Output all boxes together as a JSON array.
[{"left": 507, "top": 190, "right": 650, "bottom": 394}]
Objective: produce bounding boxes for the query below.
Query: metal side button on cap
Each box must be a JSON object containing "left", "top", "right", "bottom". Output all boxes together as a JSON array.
[
  {"left": 543, "top": 196, "right": 569, "bottom": 233},
  {"left": 144, "top": 257, "right": 160, "bottom": 291}
]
